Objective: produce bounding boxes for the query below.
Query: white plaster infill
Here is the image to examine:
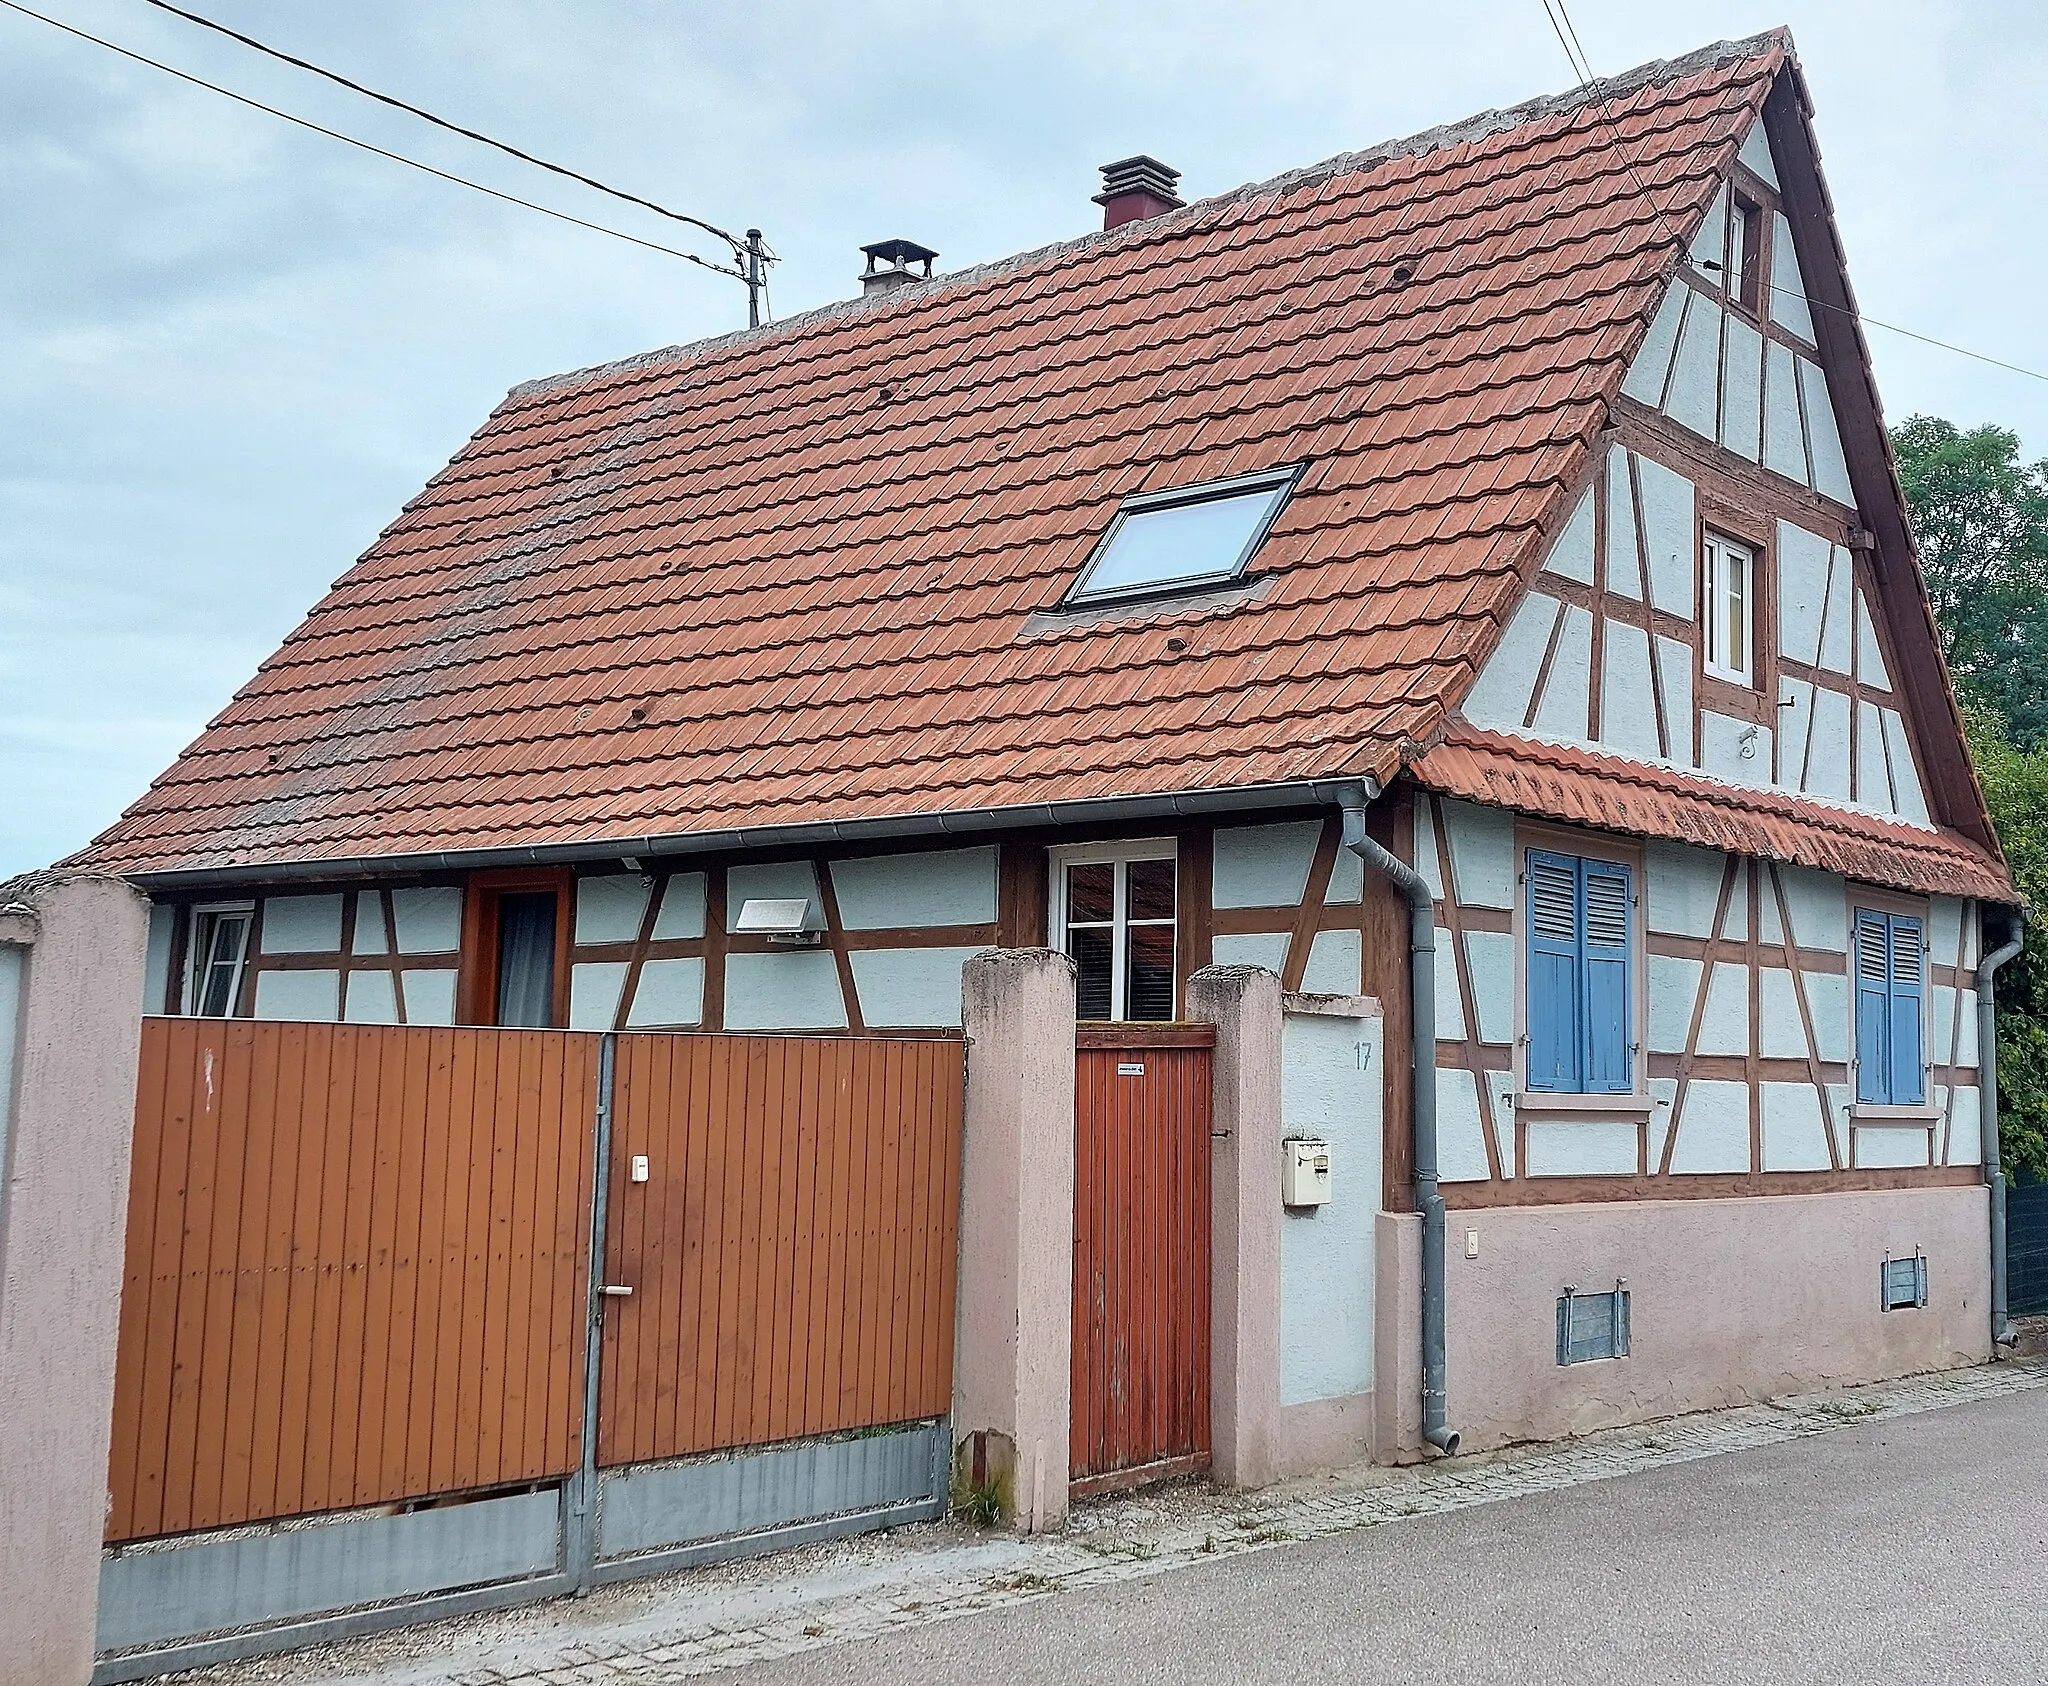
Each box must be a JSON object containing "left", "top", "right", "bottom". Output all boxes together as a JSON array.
[{"left": 201, "top": 1361, "right": 2048, "bottom": 1686}]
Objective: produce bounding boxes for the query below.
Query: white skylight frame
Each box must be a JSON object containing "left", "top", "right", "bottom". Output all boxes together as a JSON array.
[{"left": 1064, "top": 463, "right": 1306, "bottom": 608}]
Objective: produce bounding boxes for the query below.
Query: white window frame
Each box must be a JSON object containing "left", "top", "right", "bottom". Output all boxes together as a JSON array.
[
  {"left": 1047, "top": 839, "right": 1178, "bottom": 1022},
  {"left": 182, "top": 901, "right": 256, "bottom": 1018},
  {"left": 1701, "top": 532, "right": 1755, "bottom": 687}
]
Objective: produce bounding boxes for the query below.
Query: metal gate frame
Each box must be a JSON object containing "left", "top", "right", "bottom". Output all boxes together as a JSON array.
[
  {"left": 95, "top": 1027, "right": 955, "bottom": 1684},
  {"left": 2008, "top": 1184, "right": 2048, "bottom": 1318}
]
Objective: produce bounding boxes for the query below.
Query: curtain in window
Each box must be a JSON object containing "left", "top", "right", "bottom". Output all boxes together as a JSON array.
[
  {"left": 496, "top": 892, "right": 558, "bottom": 1028},
  {"left": 1065, "top": 863, "right": 1115, "bottom": 1020},
  {"left": 1123, "top": 858, "right": 1177, "bottom": 1021}
]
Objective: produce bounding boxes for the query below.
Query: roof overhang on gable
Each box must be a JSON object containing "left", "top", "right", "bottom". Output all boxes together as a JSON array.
[
  {"left": 1412, "top": 725, "right": 2010, "bottom": 902},
  {"left": 1757, "top": 66, "right": 2002, "bottom": 858}
]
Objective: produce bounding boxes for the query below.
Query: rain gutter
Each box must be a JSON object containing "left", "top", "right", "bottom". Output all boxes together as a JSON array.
[{"left": 118, "top": 778, "right": 1374, "bottom": 894}]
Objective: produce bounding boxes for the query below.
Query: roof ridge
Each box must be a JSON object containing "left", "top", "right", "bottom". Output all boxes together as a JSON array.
[{"left": 508, "top": 28, "right": 1790, "bottom": 403}]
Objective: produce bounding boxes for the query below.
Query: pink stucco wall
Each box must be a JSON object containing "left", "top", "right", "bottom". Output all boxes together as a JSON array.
[
  {"left": 0, "top": 873, "right": 149, "bottom": 1685},
  {"left": 953, "top": 948, "right": 1076, "bottom": 1532},
  {"left": 1187, "top": 965, "right": 1284, "bottom": 1488},
  {"left": 1440, "top": 1184, "right": 1992, "bottom": 1453}
]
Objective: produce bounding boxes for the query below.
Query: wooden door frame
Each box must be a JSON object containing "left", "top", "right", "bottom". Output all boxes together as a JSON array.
[{"left": 457, "top": 867, "right": 574, "bottom": 1026}]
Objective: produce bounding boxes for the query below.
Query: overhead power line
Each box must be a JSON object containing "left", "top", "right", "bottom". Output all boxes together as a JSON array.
[
  {"left": 1540, "top": 0, "right": 1594, "bottom": 87},
  {"left": 0, "top": 0, "right": 755, "bottom": 287},
  {"left": 1536, "top": 0, "right": 2048, "bottom": 387},
  {"left": 136, "top": 0, "right": 749, "bottom": 263},
  {"left": 1748, "top": 273, "right": 2048, "bottom": 386}
]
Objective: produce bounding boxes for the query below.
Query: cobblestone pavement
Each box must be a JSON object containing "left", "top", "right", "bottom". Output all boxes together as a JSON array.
[{"left": 185, "top": 1359, "right": 2048, "bottom": 1686}]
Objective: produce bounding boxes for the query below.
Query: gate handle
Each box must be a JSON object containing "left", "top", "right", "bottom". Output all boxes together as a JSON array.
[{"left": 600, "top": 1284, "right": 634, "bottom": 1298}]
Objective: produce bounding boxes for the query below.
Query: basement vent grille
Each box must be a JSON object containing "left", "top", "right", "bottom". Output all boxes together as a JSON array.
[
  {"left": 1881, "top": 1254, "right": 1929, "bottom": 1312},
  {"left": 1556, "top": 1285, "right": 1630, "bottom": 1365}
]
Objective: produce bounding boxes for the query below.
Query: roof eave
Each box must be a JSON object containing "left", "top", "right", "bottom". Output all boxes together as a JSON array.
[{"left": 114, "top": 774, "right": 1387, "bottom": 893}]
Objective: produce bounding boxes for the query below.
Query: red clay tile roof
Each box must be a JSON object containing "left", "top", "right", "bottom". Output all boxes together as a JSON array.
[
  {"left": 81, "top": 35, "right": 1827, "bottom": 881},
  {"left": 1412, "top": 724, "right": 2011, "bottom": 901}
]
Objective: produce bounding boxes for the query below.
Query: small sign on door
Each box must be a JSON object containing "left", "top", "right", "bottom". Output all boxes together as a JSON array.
[{"left": 1117, "top": 1062, "right": 1145, "bottom": 1076}]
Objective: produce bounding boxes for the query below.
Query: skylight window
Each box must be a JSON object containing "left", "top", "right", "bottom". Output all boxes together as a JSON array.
[{"left": 1067, "top": 465, "right": 1303, "bottom": 606}]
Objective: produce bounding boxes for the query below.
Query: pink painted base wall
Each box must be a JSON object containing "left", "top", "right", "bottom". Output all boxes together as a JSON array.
[
  {"left": 1275, "top": 1393, "right": 1373, "bottom": 1478},
  {"left": 1441, "top": 1186, "right": 1991, "bottom": 1454}
]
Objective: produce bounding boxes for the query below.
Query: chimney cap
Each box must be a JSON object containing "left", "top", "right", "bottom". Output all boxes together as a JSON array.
[
  {"left": 1093, "top": 155, "right": 1183, "bottom": 209},
  {"left": 860, "top": 238, "right": 940, "bottom": 274}
]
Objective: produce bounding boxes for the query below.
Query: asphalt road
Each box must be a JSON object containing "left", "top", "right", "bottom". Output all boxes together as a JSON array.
[{"left": 736, "top": 1387, "right": 2048, "bottom": 1686}]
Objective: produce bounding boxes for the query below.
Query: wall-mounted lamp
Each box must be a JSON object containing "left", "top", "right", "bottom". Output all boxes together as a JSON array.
[{"left": 735, "top": 897, "right": 824, "bottom": 946}]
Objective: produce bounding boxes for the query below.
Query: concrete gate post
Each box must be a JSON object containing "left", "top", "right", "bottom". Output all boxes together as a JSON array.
[
  {"left": 1186, "top": 965, "right": 1284, "bottom": 1489},
  {"left": 954, "top": 948, "right": 1076, "bottom": 1533},
  {"left": 0, "top": 872, "right": 150, "bottom": 1685}
]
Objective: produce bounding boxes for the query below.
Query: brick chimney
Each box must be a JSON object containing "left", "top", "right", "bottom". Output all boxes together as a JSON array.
[
  {"left": 859, "top": 238, "right": 938, "bottom": 296},
  {"left": 1093, "top": 156, "right": 1183, "bottom": 231}
]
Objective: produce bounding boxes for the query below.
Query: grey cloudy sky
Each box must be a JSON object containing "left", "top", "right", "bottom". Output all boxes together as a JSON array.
[{"left": 4, "top": 0, "right": 2043, "bottom": 876}]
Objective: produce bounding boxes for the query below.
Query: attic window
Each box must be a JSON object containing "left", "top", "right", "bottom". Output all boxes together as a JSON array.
[
  {"left": 1066, "top": 465, "right": 1302, "bottom": 607},
  {"left": 1731, "top": 192, "right": 1765, "bottom": 314},
  {"left": 1701, "top": 533, "right": 1755, "bottom": 686}
]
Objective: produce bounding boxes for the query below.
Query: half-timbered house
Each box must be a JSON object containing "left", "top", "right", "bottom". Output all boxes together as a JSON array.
[{"left": 72, "top": 26, "right": 2018, "bottom": 1563}]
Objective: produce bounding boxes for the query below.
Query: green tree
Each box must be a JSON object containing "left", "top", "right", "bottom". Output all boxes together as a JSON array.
[
  {"left": 1893, "top": 413, "right": 2048, "bottom": 1178},
  {"left": 1890, "top": 415, "right": 2048, "bottom": 748},
  {"left": 1961, "top": 705, "right": 2048, "bottom": 1180}
]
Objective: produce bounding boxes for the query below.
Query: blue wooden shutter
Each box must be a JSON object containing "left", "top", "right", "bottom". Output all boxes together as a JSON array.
[
  {"left": 1854, "top": 910, "right": 1894, "bottom": 1103},
  {"left": 1887, "top": 914, "right": 1926, "bottom": 1105},
  {"left": 1526, "top": 850, "right": 1582, "bottom": 1092},
  {"left": 1580, "top": 858, "right": 1634, "bottom": 1093}
]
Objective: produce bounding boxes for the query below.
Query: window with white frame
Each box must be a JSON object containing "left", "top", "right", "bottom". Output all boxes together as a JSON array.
[
  {"left": 1701, "top": 533, "right": 1754, "bottom": 685},
  {"left": 1050, "top": 843, "right": 1177, "bottom": 1021},
  {"left": 1065, "top": 466, "right": 1302, "bottom": 607},
  {"left": 183, "top": 903, "right": 254, "bottom": 1017}
]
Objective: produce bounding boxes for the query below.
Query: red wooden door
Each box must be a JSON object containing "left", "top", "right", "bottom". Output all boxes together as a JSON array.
[{"left": 1070, "top": 1026, "right": 1213, "bottom": 1495}]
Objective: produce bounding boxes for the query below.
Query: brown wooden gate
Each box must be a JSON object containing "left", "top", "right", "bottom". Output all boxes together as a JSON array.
[
  {"left": 597, "top": 1032, "right": 964, "bottom": 1466},
  {"left": 107, "top": 1019, "right": 599, "bottom": 1542},
  {"left": 106, "top": 1017, "right": 963, "bottom": 1545},
  {"left": 1069, "top": 1025, "right": 1213, "bottom": 1496}
]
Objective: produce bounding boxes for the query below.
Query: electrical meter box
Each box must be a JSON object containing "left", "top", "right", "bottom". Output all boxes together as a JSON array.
[{"left": 1282, "top": 1137, "right": 1331, "bottom": 1208}]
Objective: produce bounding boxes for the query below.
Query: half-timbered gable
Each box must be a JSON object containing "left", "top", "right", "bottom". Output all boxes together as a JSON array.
[
  {"left": 1410, "top": 71, "right": 2008, "bottom": 1214},
  {"left": 1463, "top": 106, "right": 1949, "bottom": 830}
]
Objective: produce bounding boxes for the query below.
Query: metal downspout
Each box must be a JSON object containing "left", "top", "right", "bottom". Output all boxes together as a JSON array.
[
  {"left": 1340, "top": 791, "right": 1460, "bottom": 1455},
  {"left": 1978, "top": 915, "right": 2024, "bottom": 1350}
]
